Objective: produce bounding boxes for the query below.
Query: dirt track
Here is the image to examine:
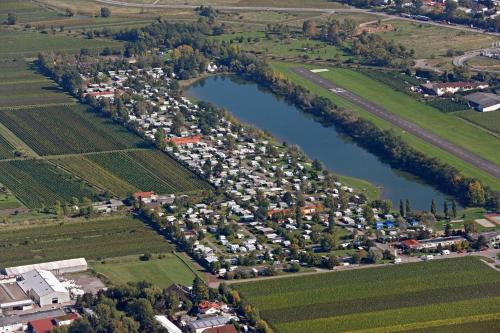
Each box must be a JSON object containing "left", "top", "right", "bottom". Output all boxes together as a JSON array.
[{"left": 292, "top": 67, "right": 500, "bottom": 179}]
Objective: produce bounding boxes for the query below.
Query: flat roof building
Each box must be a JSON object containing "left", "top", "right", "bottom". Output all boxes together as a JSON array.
[
  {"left": 4, "top": 258, "right": 88, "bottom": 276},
  {"left": 18, "top": 270, "right": 70, "bottom": 307},
  {"left": 0, "top": 282, "right": 33, "bottom": 312},
  {"left": 465, "top": 92, "right": 500, "bottom": 112}
]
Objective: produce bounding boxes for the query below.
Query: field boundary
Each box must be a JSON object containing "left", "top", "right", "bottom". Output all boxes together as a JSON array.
[{"left": 0, "top": 121, "right": 39, "bottom": 157}]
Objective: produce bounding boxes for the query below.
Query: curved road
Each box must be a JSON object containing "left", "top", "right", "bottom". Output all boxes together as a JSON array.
[{"left": 293, "top": 67, "right": 500, "bottom": 179}]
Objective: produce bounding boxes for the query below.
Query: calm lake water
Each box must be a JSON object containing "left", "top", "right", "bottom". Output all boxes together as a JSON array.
[{"left": 187, "top": 75, "right": 457, "bottom": 211}]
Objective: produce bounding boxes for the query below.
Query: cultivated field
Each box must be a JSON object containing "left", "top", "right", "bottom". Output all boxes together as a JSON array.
[
  {"left": 0, "top": 105, "right": 148, "bottom": 156},
  {"left": 85, "top": 149, "right": 210, "bottom": 194},
  {"left": 458, "top": 110, "right": 500, "bottom": 136},
  {"left": 0, "top": 135, "right": 15, "bottom": 159},
  {"left": 93, "top": 253, "right": 199, "bottom": 287},
  {"left": 0, "top": 29, "right": 121, "bottom": 59},
  {"left": 0, "top": 159, "right": 97, "bottom": 208},
  {"left": 0, "top": 81, "right": 73, "bottom": 108},
  {"left": 0, "top": 216, "right": 173, "bottom": 267},
  {"left": 234, "top": 257, "right": 500, "bottom": 333}
]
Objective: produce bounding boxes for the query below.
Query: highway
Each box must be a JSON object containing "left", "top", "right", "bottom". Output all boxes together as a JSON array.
[{"left": 292, "top": 67, "right": 500, "bottom": 179}]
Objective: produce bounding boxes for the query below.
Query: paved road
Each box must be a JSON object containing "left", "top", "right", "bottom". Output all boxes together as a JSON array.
[
  {"left": 94, "top": 0, "right": 500, "bottom": 36},
  {"left": 292, "top": 67, "right": 500, "bottom": 179}
]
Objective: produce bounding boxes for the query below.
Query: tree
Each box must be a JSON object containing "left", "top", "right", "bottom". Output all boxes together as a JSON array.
[
  {"left": 405, "top": 199, "right": 411, "bottom": 217},
  {"left": 100, "top": 7, "right": 111, "bottom": 18},
  {"left": 444, "top": 223, "right": 452, "bottom": 237},
  {"left": 463, "top": 220, "right": 477, "bottom": 235},
  {"left": 368, "top": 247, "right": 383, "bottom": 263},
  {"left": 451, "top": 200, "right": 457, "bottom": 218},
  {"left": 256, "top": 320, "right": 273, "bottom": 333},
  {"left": 421, "top": 212, "right": 436, "bottom": 229},
  {"left": 5, "top": 13, "right": 17, "bottom": 25},
  {"left": 362, "top": 205, "right": 374, "bottom": 224},
  {"left": 68, "top": 319, "right": 93, "bottom": 333},
  {"left": 302, "top": 20, "right": 317, "bottom": 37},
  {"left": 430, "top": 199, "right": 437, "bottom": 216},
  {"left": 412, "top": 0, "right": 424, "bottom": 12},
  {"left": 192, "top": 276, "right": 209, "bottom": 302},
  {"left": 467, "top": 180, "right": 485, "bottom": 206},
  {"left": 445, "top": 0, "right": 458, "bottom": 18},
  {"left": 443, "top": 200, "right": 449, "bottom": 218},
  {"left": 399, "top": 199, "right": 405, "bottom": 218},
  {"left": 476, "top": 235, "right": 487, "bottom": 250}
]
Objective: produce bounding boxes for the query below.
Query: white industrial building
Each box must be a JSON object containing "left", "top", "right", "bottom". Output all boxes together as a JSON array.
[
  {"left": 154, "top": 315, "right": 182, "bottom": 333},
  {"left": 18, "top": 270, "right": 70, "bottom": 307},
  {"left": 4, "top": 258, "right": 88, "bottom": 276}
]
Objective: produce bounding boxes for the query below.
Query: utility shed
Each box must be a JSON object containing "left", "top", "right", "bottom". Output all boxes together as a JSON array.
[
  {"left": 18, "top": 270, "right": 70, "bottom": 307},
  {"left": 5, "top": 258, "right": 88, "bottom": 276},
  {"left": 465, "top": 92, "right": 500, "bottom": 112}
]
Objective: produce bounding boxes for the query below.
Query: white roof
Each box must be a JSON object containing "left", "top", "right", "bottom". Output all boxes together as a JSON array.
[
  {"left": 154, "top": 315, "right": 182, "bottom": 333},
  {"left": 18, "top": 269, "right": 68, "bottom": 296},
  {"left": 5, "top": 258, "right": 88, "bottom": 275}
]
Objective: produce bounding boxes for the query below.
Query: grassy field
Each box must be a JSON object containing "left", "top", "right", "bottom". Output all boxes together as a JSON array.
[
  {"left": 234, "top": 257, "right": 500, "bottom": 333},
  {"left": 93, "top": 253, "right": 199, "bottom": 287},
  {"left": 457, "top": 110, "right": 500, "bottom": 136},
  {"left": 0, "top": 216, "right": 173, "bottom": 267},
  {"left": 378, "top": 20, "right": 500, "bottom": 62},
  {"left": 0, "top": 0, "right": 62, "bottom": 24},
  {"left": 0, "top": 159, "right": 97, "bottom": 208},
  {"left": 0, "top": 105, "right": 148, "bottom": 156},
  {"left": 85, "top": 149, "right": 210, "bottom": 195},
  {"left": 270, "top": 62, "right": 500, "bottom": 191},
  {"left": 0, "top": 192, "right": 23, "bottom": 210},
  {"left": 314, "top": 67, "right": 499, "bottom": 165}
]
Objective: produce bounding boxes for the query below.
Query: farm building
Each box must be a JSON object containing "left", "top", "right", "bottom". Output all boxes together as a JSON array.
[
  {"left": 154, "top": 315, "right": 182, "bottom": 333},
  {"left": 0, "top": 278, "right": 33, "bottom": 313},
  {"left": 188, "top": 316, "right": 231, "bottom": 333},
  {"left": 465, "top": 92, "right": 500, "bottom": 112},
  {"left": 18, "top": 270, "right": 70, "bottom": 307},
  {"left": 420, "top": 82, "right": 488, "bottom": 96},
  {"left": 4, "top": 258, "right": 88, "bottom": 276}
]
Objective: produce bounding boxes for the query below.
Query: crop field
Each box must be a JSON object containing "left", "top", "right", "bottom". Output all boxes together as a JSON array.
[
  {"left": 93, "top": 253, "right": 199, "bottom": 287},
  {"left": 0, "top": 29, "right": 121, "bottom": 59},
  {"left": 0, "top": 81, "right": 73, "bottom": 108},
  {"left": 0, "top": 216, "right": 173, "bottom": 267},
  {"left": 234, "top": 257, "right": 500, "bottom": 333},
  {"left": 0, "top": 159, "right": 97, "bottom": 208},
  {"left": 0, "top": 134, "right": 15, "bottom": 159},
  {"left": 458, "top": 110, "right": 500, "bottom": 136},
  {"left": 86, "top": 149, "right": 210, "bottom": 194},
  {"left": 0, "top": 105, "right": 148, "bottom": 155},
  {"left": 52, "top": 155, "right": 140, "bottom": 197}
]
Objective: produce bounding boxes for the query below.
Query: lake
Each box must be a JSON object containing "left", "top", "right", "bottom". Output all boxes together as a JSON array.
[{"left": 187, "top": 75, "right": 458, "bottom": 211}]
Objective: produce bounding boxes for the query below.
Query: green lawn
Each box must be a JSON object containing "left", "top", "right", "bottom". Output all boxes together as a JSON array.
[
  {"left": 271, "top": 62, "right": 500, "bottom": 191},
  {"left": 0, "top": 193, "right": 23, "bottom": 210},
  {"left": 337, "top": 175, "right": 380, "bottom": 202},
  {"left": 234, "top": 257, "right": 500, "bottom": 333},
  {"left": 315, "top": 67, "right": 499, "bottom": 165},
  {"left": 93, "top": 253, "right": 200, "bottom": 287}
]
